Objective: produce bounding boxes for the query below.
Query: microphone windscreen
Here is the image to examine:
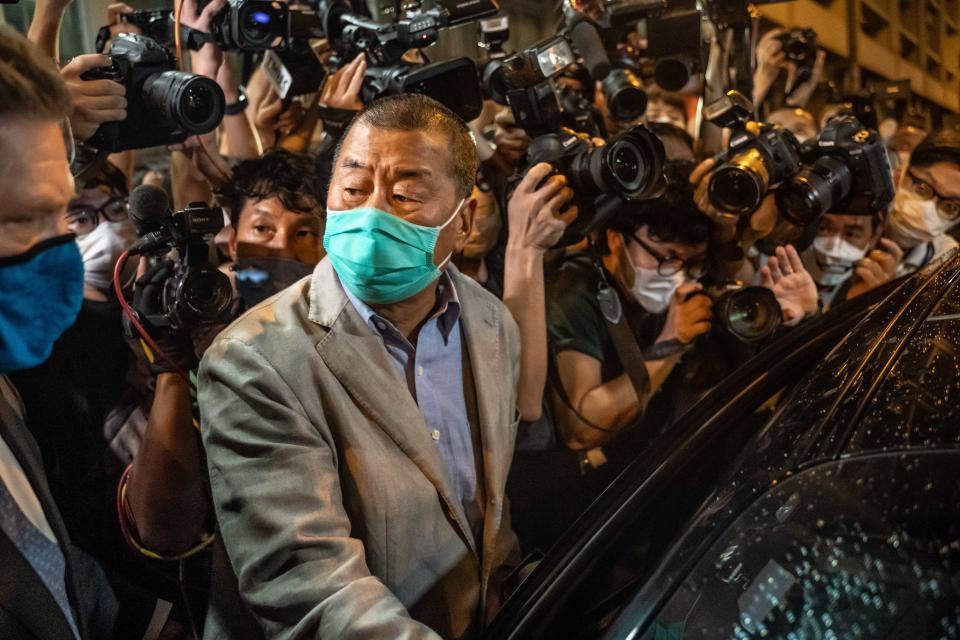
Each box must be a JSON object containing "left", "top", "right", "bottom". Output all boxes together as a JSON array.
[
  {"left": 569, "top": 20, "right": 611, "bottom": 81},
  {"left": 128, "top": 184, "right": 169, "bottom": 236}
]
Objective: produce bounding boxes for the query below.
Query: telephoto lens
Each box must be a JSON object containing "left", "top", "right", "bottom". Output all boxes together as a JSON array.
[
  {"left": 143, "top": 71, "right": 225, "bottom": 135},
  {"left": 570, "top": 125, "right": 667, "bottom": 200},
  {"left": 708, "top": 148, "right": 772, "bottom": 217},
  {"left": 602, "top": 69, "right": 647, "bottom": 122},
  {"left": 775, "top": 157, "right": 852, "bottom": 226},
  {"left": 713, "top": 286, "right": 783, "bottom": 344}
]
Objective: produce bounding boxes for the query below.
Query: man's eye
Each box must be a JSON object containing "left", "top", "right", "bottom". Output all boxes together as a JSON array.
[
  {"left": 344, "top": 188, "right": 364, "bottom": 197},
  {"left": 393, "top": 193, "right": 420, "bottom": 204},
  {"left": 253, "top": 225, "right": 272, "bottom": 234}
]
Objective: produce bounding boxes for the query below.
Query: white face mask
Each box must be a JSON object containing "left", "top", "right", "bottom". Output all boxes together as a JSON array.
[
  {"left": 75, "top": 220, "right": 136, "bottom": 291},
  {"left": 886, "top": 188, "right": 952, "bottom": 248},
  {"left": 625, "top": 241, "right": 685, "bottom": 313},
  {"left": 799, "top": 235, "right": 865, "bottom": 287}
]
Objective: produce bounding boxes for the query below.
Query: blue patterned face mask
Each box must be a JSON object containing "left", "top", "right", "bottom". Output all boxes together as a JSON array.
[
  {"left": 0, "top": 235, "right": 84, "bottom": 373},
  {"left": 322, "top": 200, "right": 464, "bottom": 304}
]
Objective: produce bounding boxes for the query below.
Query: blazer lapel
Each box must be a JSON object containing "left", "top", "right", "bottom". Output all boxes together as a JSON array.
[
  {"left": 0, "top": 378, "right": 83, "bottom": 640},
  {"left": 451, "top": 270, "right": 512, "bottom": 589},
  {"left": 308, "top": 260, "right": 478, "bottom": 556}
]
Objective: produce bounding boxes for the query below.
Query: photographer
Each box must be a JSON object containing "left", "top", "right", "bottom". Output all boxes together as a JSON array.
[
  {"left": 120, "top": 149, "right": 324, "bottom": 560},
  {"left": 885, "top": 128, "right": 960, "bottom": 274},
  {"left": 753, "top": 28, "right": 826, "bottom": 113},
  {"left": 767, "top": 107, "right": 819, "bottom": 143}
]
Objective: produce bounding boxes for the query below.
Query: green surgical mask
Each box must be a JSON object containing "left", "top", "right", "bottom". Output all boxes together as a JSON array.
[{"left": 323, "top": 200, "right": 465, "bottom": 304}]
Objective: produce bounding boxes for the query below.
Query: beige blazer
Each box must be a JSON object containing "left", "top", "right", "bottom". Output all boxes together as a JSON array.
[{"left": 199, "top": 259, "right": 521, "bottom": 640}]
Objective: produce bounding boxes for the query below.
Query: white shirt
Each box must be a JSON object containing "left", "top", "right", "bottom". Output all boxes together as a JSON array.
[{"left": 0, "top": 377, "right": 57, "bottom": 543}]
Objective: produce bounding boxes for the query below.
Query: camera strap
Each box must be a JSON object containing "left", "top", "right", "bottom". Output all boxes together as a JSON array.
[
  {"left": 177, "top": 23, "right": 217, "bottom": 51},
  {"left": 596, "top": 280, "right": 652, "bottom": 409}
]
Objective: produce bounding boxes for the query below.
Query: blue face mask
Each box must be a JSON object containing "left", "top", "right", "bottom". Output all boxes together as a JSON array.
[
  {"left": 0, "top": 235, "right": 84, "bottom": 373},
  {"left": 323, "top": 201, "right": 464, "bottom": 304}
]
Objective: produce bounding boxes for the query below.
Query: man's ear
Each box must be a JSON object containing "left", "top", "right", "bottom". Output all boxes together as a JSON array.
[
  {"left": 452, "top": 197, "right": 477, "bottom": 254},
  {"left": 226, "top": 225, "right": 238, "bottom": 263}
]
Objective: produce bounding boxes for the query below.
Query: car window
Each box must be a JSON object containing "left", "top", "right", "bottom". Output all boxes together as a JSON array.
[
  {"left": 849, "top": 285, "right": 960, "bottom": 453},
  {"left": 635, "top": 453, "right": 960, "bottom": 640}
]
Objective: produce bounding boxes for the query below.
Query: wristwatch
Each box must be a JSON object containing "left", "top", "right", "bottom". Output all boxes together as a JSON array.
[{"left": 224, "top": 89, "right": 248, "bottom": 116}]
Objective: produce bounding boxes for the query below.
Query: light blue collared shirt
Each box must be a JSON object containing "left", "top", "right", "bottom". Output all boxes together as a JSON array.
[{"left": 340, "top": 272, "right": 483, "bottom": 539}]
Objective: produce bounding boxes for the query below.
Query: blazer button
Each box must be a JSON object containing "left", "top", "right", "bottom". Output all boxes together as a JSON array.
[{"left": 431, "top": 429, "right": 441, "bottom": 440}]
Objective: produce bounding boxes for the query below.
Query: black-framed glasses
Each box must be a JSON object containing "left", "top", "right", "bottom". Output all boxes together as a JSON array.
[
  {"left": 630, "top": 232, "right": 705, "bottom": 278},
  {"left": 66, "top": 196, "right": 128, "bottom": 235},
  {"left": 906, "top": 171, "right": 960, "bottom": 220}
]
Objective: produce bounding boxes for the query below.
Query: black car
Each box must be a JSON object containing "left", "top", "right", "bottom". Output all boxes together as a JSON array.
[{"left": 488, "top": 252, "right": 960, "bottom": 640}]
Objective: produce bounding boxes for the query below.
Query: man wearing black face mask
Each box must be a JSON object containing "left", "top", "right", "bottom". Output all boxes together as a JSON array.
[{"left": 0, "top": 26, "right": 121, "bottom": 640}]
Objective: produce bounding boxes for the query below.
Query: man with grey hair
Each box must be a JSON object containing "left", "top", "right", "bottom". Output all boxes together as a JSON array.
[{"left": 199, "top": 93, "right": 543, "bottom": 638}]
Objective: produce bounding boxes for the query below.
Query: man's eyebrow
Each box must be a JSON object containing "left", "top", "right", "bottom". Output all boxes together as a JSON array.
[
  {"left": 340, "top": 158, "right": 368, "bottom": 169},
  {"left": 395, "top": 167, "right": 432, "bottom": 179}
]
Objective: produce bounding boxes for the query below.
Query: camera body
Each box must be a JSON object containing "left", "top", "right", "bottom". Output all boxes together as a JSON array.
[
  {"left": 518, "top": 124, "right": 667, "bottom": 246},
  {"left": 138, "top": 202, "right": 234, "bottom": 330},
  {"left": 81, "top": 34, "right": 225, "bottom": 152},
  {"left": 487, "top": 35, "right": 578, "bottom": 135},
  {"left": 776, "top": 28, "right": 817, "bottom": 86},
  {"left": 776, "top": 116, "right": 894, "bottom": 225},
  {"left": 705, "top": 90, "right": 803, "bottom": 217},
  {"left": 96, "top": 9, "right": 173, "bottom": 53},
  {"left": 208, "top": 0, "right": 324, "bottom": 51}
]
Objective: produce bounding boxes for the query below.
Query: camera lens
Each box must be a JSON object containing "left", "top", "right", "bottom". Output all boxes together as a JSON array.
[
  {"left": 238, "top": 2, "right": 281, "bottom": 48},
  {"left": 776, "top": 156, "right": 852, "bottom": 226},
  {"left": 177, "top": 265, "right": 233, "bottom": 322},
  {"left": 709, "top": 148, "right": 771, "bottom": 216},
  {"left": 143, "top": 71, "right": 225, "bottom": 135},
  {"left": 653, "top": 57, "right": 692, "bottom": 93},
  {"left": 602, "top": 69, "right": 647, "bottom": 121},
  {"left": 577, "top": 125, "right": 665, "bottom": 199},
  {"left": 715, "top": 287, "right": 782, "bottom": 343}
]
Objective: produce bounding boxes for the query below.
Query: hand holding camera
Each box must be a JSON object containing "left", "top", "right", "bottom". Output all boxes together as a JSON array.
[
  {"left": 660, "top": 282, "right": 713, "bottom": 346},
  {"left": 319, "top": 53, "right": 366, "bottom": 111},
  {"left": 507, "top": 163, "right": 578, "bottom": 253},
  {"left": 129, "top": 260, "right": 200, "bottom": 375},
  {"left": 61, "top": 53, "right": 127, "bottom": 141}
]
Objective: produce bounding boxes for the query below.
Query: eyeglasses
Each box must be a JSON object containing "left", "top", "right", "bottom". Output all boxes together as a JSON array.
[
  {"left": 630, "top": 232, "right": 705, "bottom": 278},
  {"left": 66, "top": 197, "right": 127, "bottom": 235},
  {"left": 906, "top": 171, "right": 960, "bottom": 220}
]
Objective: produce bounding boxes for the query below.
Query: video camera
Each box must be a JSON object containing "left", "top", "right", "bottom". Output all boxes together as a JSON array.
[
  {"left": 203, "top": 0, "right": 325, "bottom": 51},
  {"left": 777, "top": 28, "right": 817, "bottom": 89},
  {"left": 704, "top": 90, "right": 803, "bottom": 217},
  {"left": 128, "top": 185, "right": 234, "bottom": 330},
  {"left": 81, "top": 34, "right": 225, "bottom": 152},
  {"left": 320, "top": 0, "right": 498, "bottom": 121},
  {"left": 776, "top": 115, "right": 894, "bottom": 226},
  {"left": 515, "top": 124, "right": 667, "bottom": 246}
]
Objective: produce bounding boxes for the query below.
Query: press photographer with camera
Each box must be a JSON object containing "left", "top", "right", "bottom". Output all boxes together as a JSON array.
[
  {"left": 885, "top": 128, "right": 960, "bottom": 275},
  {"left": 753, "top": 27, "right": 826, "bottom": 113}
]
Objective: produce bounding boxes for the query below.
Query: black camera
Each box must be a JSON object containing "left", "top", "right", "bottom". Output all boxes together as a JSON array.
[
  {"left": 777, "top": 28, "right": 817, "bottom": 88},
  {"left": 96, "top": 9, "right": 173, "bottom": 53},
  {"left": 487, "top": 35, "right": 579, "bottom": 135},
  {"left": 129, "top": 185, "right": 233, "bottom": 330},
  {"left": 321, "top": 0, "right": 494, "bottom": 121},
  {"left": 646, "top": 10, "right": 705, "bottom": 93},
  {"left": 775, "top": 116, "right": 894, "bottom": 226},
  {"left": 81, "top": 34, "right": 225, "bottom": 152},
  {"left": 518, "top": 124, "right": 667, "bottom": 246},
  {"left": 602, "top": 60, "right": 647, "bottom": 122},
  {"left": 705, "top": 90, "right": 803, "bottom": 217},
  {"left": 205, "top": 0, "right": 324, "bottom": 51},
  {"left": 700, "top": 283, "right": 783, "bottom": 344}
]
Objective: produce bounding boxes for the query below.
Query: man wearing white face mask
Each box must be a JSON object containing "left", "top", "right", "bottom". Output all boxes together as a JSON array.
[
  {"left": 65, "top": 163, "right": 136, "bottom": 301},
  {"left": 799, "top": 212, "right": 902, "bottom": 309},
  {"left": 547, "top": 162, "right": 712, "bottom": 453},
  {"left": 885, "top": 128, "right": 960, "bottom": 276}
]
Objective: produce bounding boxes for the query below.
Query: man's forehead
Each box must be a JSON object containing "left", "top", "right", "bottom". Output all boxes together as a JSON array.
[{"left": 339, "top": 123, "right": 447, "bottom": 165}]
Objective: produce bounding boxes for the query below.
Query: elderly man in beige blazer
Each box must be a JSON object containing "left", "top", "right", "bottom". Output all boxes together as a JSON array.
[{"left": 198, "top": 94, "right": 523, "bottom": 639}]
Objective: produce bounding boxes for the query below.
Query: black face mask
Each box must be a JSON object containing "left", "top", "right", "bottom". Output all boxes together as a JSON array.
[{"left": 233, "top": 256, "right": 315, "bottom": 308}]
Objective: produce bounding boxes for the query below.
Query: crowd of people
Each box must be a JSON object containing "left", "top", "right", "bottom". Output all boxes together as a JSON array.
[{"left": 2, "top": 0, "right": 960, "bottom": 638}]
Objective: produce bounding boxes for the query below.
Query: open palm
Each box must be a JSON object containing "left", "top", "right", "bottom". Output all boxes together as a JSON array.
[{"left": 760, "top": 245, "right": 819, "bottom": 324}]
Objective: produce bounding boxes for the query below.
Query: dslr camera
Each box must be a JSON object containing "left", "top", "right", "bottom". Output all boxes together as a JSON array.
[
  {"left": 705, "top": 90, "right": 803, "bottom": 217},
  {"left": 95, "top": 8, "right": 173, "bottom": 53},
  {"left": 320, "top": 0, "right": 496, "bottom": 121},
  {"left": 776, "top": 115, "right": 894, "bottom": 225},
  {"left": 81, "top": 34, "right": 225, "bottom": 152},
  {"left": 130, "top": 187, "right": 234, "bottom": 330},
  {"left": 518, "top": 124, "right": 667, "bottom": 246}
]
